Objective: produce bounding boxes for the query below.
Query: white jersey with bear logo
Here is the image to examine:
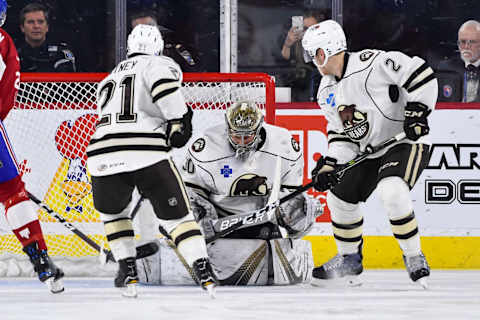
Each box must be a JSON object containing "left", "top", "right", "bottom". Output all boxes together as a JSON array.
[
  {"left": 87, "top": 54, "right": 188, "bottom": 176},
  {"left": 317, "top": 49, "right": 438, "bottom": 163},
  {"left": 182, "top": 122, "right": 303, "bottom": 217}
]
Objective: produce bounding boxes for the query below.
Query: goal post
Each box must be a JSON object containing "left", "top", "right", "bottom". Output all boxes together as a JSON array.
[{"left": 0, "top": 72, "right": 276, "bottom": 277}]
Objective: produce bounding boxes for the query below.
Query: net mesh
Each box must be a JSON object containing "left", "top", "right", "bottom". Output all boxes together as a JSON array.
[{"left": 0, "top": 73, "right": 273, "bottom": 276}]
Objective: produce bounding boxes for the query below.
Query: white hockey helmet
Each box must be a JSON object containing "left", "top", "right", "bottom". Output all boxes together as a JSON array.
[
  {"left": 301, "top": 19, "right": 347, "bottom": 67},
  {"left": 127, "top": 24, "right": 164, "bottom": 56},
  {"left": 225, "top": 101, "right": 264, "bottom": 156}
]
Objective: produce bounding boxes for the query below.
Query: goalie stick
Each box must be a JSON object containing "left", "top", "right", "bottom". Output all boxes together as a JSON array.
[
  {"left": 205, "top": 132, "right": 406, "bottom": 243},
  {"left": 27, "top": 192, "right": 159, "bottom": 263},
  {"left": 128, "top": 195, "right": 200, "bottom": 284}
]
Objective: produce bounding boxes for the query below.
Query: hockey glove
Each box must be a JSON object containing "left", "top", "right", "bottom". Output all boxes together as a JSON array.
[
  {"left": 166, "top": 107, "right": 193, "bottom": 148},
  {"left": 311, "top": 156, "right": 339, "bottom": 192},
  {"left": 404, "top": 102, "right": 432, "bottom": 141}
]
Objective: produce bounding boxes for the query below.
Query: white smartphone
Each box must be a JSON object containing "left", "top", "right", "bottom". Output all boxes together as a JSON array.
[{"left": 292, "top": 16, "right": 303, "bottom": 32}]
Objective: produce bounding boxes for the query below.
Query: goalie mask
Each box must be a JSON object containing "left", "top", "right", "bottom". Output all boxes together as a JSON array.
[
  {"left": 302, "top": 19, "right": 346, "bottom": 67},
  {"left": 127, "top": 24, "right": 164, "bottom": 57},
  {"left": 225, "top": 101, "right": 264, "bottom": 157},
  {"left": 0, "top": 0, "right": 7, "bottom": 27}
]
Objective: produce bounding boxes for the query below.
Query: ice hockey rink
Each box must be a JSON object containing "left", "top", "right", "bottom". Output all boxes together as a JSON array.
[{"left": 1, "top": 270, "right": 479, "bottom": 320}]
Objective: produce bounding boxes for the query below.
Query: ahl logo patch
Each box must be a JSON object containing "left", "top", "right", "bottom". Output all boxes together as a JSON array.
[{"left": 192, "top": 138, "right": 205, "bottom": 152}]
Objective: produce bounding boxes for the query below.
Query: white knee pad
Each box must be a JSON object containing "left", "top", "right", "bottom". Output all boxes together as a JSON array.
[
  {"left": 326, "top": 191, "right": 362, "bottom": 224},
  {"left": 158, "top": 212, "right": 195, "bottom": 234},
  {"left": 377, "top": 176, "right": 413, "bottom": 220},
  {"left": 5, "top": 200, "right": 38, "bottom": 230}
]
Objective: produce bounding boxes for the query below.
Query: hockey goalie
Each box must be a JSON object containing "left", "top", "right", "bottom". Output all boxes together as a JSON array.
[{"left": 134, "top": 101, "right": 323, "bottom": 285}]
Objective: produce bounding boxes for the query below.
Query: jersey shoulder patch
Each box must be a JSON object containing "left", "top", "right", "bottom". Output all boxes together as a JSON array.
[
  {"left": 188, "top": 123, "right": 235, "bottom": 162},
  {"left": 359, "top": 50, "right": 375, "bottom": 62},
  {"left": 291, "top": 137, "right": 300, "bottom": 152},
  {"left": 262, "top": 124, "right": 301, "bottom": 160},
  {"left": 191, "top": 137, "right": 205, "bottom": 152}
]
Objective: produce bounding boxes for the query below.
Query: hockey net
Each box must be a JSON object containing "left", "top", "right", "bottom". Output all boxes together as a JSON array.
[{"left": 0, "top": 72, "right": 275, "bottom": 277}]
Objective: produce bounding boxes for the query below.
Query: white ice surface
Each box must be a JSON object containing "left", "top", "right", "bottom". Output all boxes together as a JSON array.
[{"left": 1, "top": 270, "right": 479, "bottom": 320}]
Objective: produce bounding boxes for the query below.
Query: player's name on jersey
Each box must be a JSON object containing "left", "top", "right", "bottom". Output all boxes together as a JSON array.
[{"left": 112, "top": 60, "right": 138, "bottom": 74}]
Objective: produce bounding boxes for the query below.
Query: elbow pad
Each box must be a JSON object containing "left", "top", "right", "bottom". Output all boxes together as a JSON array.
[{"left": 166, "top": 107, "right": 193, "bottom": 148}]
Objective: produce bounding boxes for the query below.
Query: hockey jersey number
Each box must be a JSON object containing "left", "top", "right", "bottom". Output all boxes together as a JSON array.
[{"left": 97, "top": 74, "right": 137, "bottom": 127}]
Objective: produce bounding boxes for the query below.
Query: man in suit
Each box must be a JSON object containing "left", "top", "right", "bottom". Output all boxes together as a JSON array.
[{"left": 438, "top": 20, "right": 480, "bottom": 102}]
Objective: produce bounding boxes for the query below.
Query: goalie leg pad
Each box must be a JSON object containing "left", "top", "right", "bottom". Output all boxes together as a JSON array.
[
  {"left": 137, "top": 238, "right": 313, "bottom": 286},
  {"left": 136, "top": 239, "right": 199, "bottom": 285},
  {"left": 327, "top": 191, "right": 363, "bottom": 255},
  {"left": 271, "top": 239, "right": 313, "bottom": 285}
]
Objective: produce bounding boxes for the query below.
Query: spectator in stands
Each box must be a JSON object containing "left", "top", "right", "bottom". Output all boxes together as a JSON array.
[
  {"left": 279, "top": 9, "right": 329, "bottom": 102},
  {"left": 16, "top": 3, "right": 76, "bottom": 72},
  {"left": 129, "top": 10, "right": 203, "bottom": 72},
  {"left": 438, "top": 20, "right": 480, "bottom": 102}
]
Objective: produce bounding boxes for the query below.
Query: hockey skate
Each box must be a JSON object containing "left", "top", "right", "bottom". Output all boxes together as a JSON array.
[
  {"left": 192, "top": 258, "right": 218, "bottom": 299},
  {"left": 311, "top": 252, "right": 363, "bottom": 287},
  {"left": 403, "top": 252, "right": 430, "bottom": 289},
  {"left": 117, "top": 257, "right": 139, "bottom": 298},
  {"left": 23, "top": 242, "right": 64, "bottom": 294}
]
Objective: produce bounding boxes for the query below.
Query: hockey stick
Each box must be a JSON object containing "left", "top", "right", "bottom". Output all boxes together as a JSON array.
[
  {"left": 129, "top": 194, "right": 200, "bottom": 284},
  {"left": 158, "top": 224, "right": 200, "bottom": 284},
  {"left": 210, "top": 156, "right": 284, "bottom": 237},
  {"left": 205, "top": 132, "right": 406, "bottom": 243},
  {"left": 28, "top": 192, "right": 159, "bottom": 263}
]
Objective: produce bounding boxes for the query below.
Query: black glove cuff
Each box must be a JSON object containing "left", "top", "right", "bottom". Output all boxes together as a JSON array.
[{"left": 405, "top": 102, "right": 431, "bottom": 119}]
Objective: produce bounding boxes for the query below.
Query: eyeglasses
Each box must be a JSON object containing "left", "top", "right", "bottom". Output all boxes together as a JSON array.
[{"left": 458, "top": 39, "right": 479, "bottom": 46}]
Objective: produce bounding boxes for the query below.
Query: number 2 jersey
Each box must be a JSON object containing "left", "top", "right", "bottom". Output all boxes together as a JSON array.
[
  {"left": 182, "top": 122, "right": 303, "bottom": 217},
  {"left": 87, "top": 54, "right": 188, "bottom": 176},
  {"left": 317, "top": 49, "right": 438, "bottom": 163}
]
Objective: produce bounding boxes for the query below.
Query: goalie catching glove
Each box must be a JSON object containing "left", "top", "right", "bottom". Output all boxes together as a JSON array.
[
  {"left": 311, "top": 156, "right": 339, "bottom": 192},
  {"left": 276, "top": 193, "right": 323, "bottom": 238},
  {"left": 166, "top": 107, "right": 193, "bottom": 148},
  {"left": 404, "top": 102, "right": 432, "bottom": 141},
  {"left": 188, "top": 190, "right": 217, "bottom": 239}
]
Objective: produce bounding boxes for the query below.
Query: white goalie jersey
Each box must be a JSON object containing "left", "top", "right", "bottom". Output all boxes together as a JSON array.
[
  {"left": 87, "top": 55, "right": 188, "bottom": 176},
  {"left": 317, "top": 49, "right": 438, "bottom": 163},
  {"left": 182, "top": 122, "right": 303, "bottom": 217}
]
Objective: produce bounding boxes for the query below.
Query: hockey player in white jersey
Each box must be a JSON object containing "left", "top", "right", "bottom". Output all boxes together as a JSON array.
[
  {"left": 175, "top": 101, "right": 323, "bottom": 285},
  {"left": 302, "top": 20, "right": 437, "bottom": 288},
  {"left": 86, "top": 24, "right": 217, "bottom": 297}
]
